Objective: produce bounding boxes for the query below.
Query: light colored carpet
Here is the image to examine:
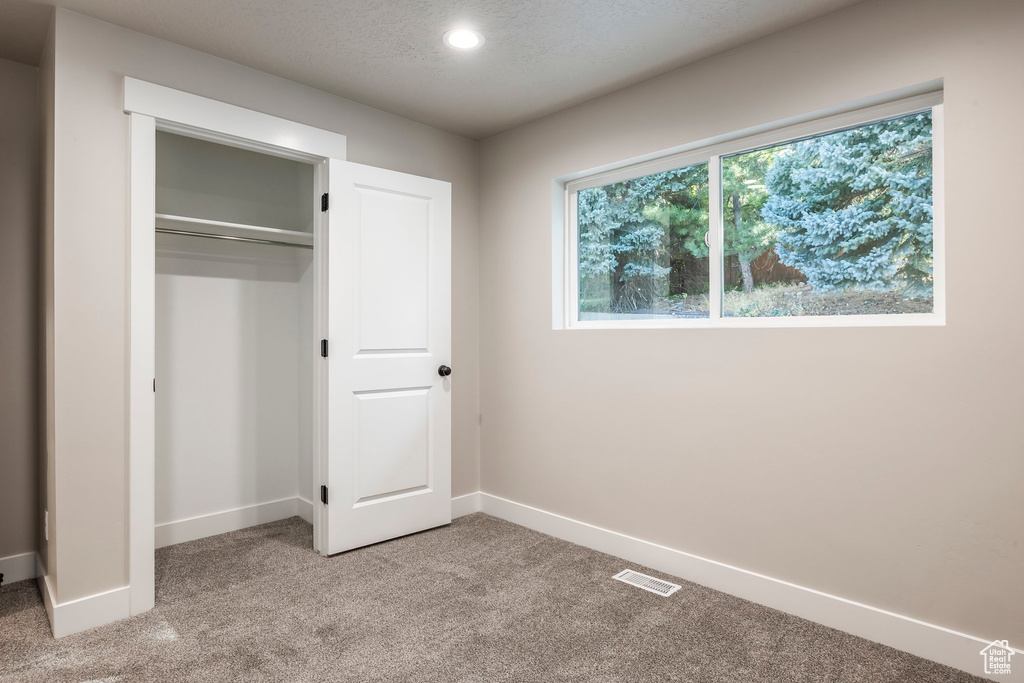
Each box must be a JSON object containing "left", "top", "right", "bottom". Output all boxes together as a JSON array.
[{"left": 0, "top": 514, "right": 983, "bottom": 682}]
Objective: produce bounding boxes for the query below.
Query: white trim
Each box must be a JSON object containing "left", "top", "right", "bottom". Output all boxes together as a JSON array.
[
  {"left": 931, "top": 104, "right": 947, "bottom": 322},
  {"left": 0, "top": 551, "right": 38, "bottom": 585},
  {"left": 708, "top": 153, "right": 723, "bottom": 319},
  {"left": 296, "top": 496, "right": 315, "bottom": 524},
  {"left": 155, "top": 498, "right": 310, "bottom": 549},
  {"left": 33, "top": 493, "right": 469, "bottom": 639},
  {"left": 37, "top": 573, "right": 132, "bottom": 639},
  {"left": 54, "top": 586, "right": 131, "bottom": 638},
  {"left": 312, "top": 158, "right": 330, "bottom": 556},
  {"left": 565, "top": 188, "right": 580, "bottom": 327},
  {"left": 123, "top": 78, "right": 347, "bottom": 161},
  {"left": 477, "top": 492, "right": 1015, "bottom": 681},
  {"left": 128, "top": 112, "right": 156, "bottom": 617},
  {"left": 559, "top": 90, "right": 945, "bottom": 331},
  {"left": 127, "top": 78, "right": 348, "bottom": 626},
  {"left": 451, "top": 492, "right": 482, "bottom": 518},
  {"left": 552, "top": 181, "right": 568, "bottom": 329},
  {"left": 566, "top": 312, "right": 943, "bottom": 330},
  {"left": 37, "top": 572, "right": 56, "bottom": 634}
]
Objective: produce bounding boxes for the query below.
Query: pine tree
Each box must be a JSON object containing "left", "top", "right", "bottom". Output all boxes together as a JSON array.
[
  {"left": 762, "top": 112, "right": 933, "bottom": 295},
  {"left": 722, "top": 149, "right": 776, "bottom": 292},
  {"left": 578, "top": 165, "right": 706, "bottom": 311}
]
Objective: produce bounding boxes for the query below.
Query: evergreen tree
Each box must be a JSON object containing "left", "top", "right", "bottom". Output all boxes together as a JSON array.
[
  {"left": 721, "top": 149, "right": 776, "bottom": 292},
  {"left": 578, "top": 165, "right": 707, "bottom": 311},
  {"left": 762, "top": 112, "right": 933, "bottom": 295}
]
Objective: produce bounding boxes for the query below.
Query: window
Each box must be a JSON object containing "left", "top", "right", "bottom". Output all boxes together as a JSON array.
[
  {"left": 562, "top": 93, "right": 943, "bottom": 328},
  {"left": 577, "top": 161, "right": 710, "bottom": 320}
]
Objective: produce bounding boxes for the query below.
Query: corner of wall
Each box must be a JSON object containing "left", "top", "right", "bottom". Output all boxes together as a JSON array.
[
  {"left": 0, "top": 27, "right": 45, "bottom": 583},
  {"left": 38, "top": 5, "right": 57, "bottom": 593}
]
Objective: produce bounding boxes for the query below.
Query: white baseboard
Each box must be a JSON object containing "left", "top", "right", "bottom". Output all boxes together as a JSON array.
[
  {"left": 37, "top": 572, "right": 56, "bottom": 632},
  {"left": 53, "top": 585, "right": 131, "bottom": 638},
  {"left": 451, "top": 492, "right": 481, "bottom": 518},
  {"left": 35, "top": 571, "right": 131, "bottom": 638},
  {"left": 39, "top": 489, "right": 1007, "bottom": 675},
  {"left": 478, "top": 492, "right": 1013, "bottom": 681},
  {"left": 0, "top": 551, "right": 38, "bottom": 585},
  {"left": 296, "top": 496, "right": 314, "bottom": 524},
  {"left": 155, "top": 497, "right": 310, "bottom": 548},
  {"left": 52, "top": 493, "right": 466, "bottom": 637}
]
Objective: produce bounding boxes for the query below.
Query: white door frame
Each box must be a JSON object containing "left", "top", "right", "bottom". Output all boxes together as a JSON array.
[{"left": 124, "top": 78, "right": 346, "bottom": 615}]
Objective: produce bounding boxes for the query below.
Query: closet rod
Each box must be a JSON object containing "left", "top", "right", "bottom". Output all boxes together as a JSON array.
[{"left": 155, "top": 227, "right": 313, "bottom": 249}]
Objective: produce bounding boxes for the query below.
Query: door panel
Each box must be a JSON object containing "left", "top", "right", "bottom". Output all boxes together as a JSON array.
[
  {"left": 356, "top": 187, "right": 430, "bottom": 352},
  {"left": 354, "top": 388, "right": 430, "bottom": 502},
  {"left": 321, "top": 160, "right": 451, "bottom": 555}
]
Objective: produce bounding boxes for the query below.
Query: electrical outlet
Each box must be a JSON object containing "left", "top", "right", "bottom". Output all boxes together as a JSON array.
[{"left": 44, "top": 509, "right": 48, "bottom": 541}]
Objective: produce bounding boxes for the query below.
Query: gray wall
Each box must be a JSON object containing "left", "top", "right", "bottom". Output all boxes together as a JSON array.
[
  {"left": 478, "top": 0, "right": 1024, "bottom": 644},
  {"left": 46, "top": 8, "right": 480, "bottom": 603},
  {"left": 39, "top": 17, "right": 55, "bottom": 577},
  {"left": 0, "top": 57, "right": 40, "bottom": 565}
]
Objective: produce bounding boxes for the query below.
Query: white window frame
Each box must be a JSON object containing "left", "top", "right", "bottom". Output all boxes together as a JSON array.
[{"left": 560, "top": 91, "right": 945, "bottom": 330}]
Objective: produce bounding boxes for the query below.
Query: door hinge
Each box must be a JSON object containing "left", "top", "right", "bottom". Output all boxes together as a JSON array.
[
  {"left": 320, "top": 485, "right": 328, "bottom": 505},
  {"left": 153, "top": 378, "right": 156, "bottom": 392},
  {"left": 321, "top": 193, "right": 329, "bottom": 212},
  {"left": 321, "top": 339, "right": 329, "bottom": 357}
]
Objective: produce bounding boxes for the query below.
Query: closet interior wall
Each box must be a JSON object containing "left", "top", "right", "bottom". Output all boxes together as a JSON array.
[{"left": 154, "top": 131, "right": 315, "bottom": 547}]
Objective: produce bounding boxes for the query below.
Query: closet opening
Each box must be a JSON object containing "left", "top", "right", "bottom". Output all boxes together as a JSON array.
[
  {"left": 128, "top": 78, "right": 451, "bottom": 620},
  {"left": 152, "top": 130, "right": 318, "bottom": 557}
]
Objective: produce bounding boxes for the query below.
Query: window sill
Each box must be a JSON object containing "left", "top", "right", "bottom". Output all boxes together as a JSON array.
[{"left": 562, "top": 312, "right": 945, "bottom": 330}]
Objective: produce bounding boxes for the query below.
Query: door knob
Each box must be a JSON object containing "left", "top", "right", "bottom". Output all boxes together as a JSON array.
[{"left": 438, "top": 365, "right": 452, "bottom": 377}]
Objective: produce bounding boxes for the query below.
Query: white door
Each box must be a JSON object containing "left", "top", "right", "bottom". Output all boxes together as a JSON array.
[{"left": 319, "top": 159, "right": 452, "bottom": 555}]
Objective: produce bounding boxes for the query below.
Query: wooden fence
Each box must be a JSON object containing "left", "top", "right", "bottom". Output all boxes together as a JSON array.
[{"left": 725, "top": 249, "right": 805, "bottom": 289}]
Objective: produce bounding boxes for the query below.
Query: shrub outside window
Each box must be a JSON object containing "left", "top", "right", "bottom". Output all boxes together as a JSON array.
[{"left": 563, "top": 93, "right": 943, "bottom": 328}]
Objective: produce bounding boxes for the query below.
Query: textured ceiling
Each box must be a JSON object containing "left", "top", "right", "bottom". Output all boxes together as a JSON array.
[{"left": 0, "top": 0, "right": 865, "bottom": 138}]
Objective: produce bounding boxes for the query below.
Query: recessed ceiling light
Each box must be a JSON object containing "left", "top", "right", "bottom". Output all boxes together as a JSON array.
[{"left": 443, "top": 29, "right": 484, "bottom": 51}]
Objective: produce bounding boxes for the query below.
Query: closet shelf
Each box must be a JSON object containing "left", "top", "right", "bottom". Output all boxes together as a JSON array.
[{"left": 155, "top": 214, "right": 313, "bottom": 248}]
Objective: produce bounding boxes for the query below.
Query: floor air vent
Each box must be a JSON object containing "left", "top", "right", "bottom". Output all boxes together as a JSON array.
[{"left": 613, "top": 569, "right": 681, "bottom": 596}]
